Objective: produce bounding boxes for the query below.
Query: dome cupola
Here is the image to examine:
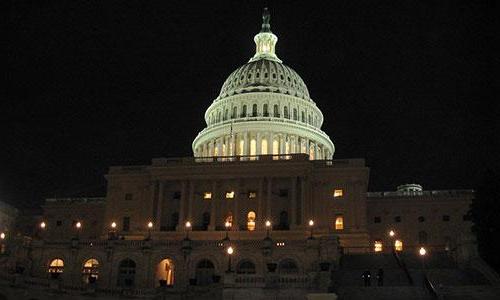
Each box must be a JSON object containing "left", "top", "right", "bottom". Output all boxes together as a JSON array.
[{"left": 193, "top": 8, "right": 335, "bottom": 160}]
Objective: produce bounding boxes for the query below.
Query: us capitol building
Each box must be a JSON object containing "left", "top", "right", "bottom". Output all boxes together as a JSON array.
[{"left": 1, "top": 9, "right": 499, "bottom": 300}]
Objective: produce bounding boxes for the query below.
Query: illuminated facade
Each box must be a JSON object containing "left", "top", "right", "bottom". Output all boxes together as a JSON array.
[{"left": 1, "top": 9, "right": 497, "bottom": 300}]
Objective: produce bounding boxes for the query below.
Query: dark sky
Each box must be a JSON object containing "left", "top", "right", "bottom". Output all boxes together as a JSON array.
[{"left": 4, "top": 0, "right": 496, "bottom": 208}]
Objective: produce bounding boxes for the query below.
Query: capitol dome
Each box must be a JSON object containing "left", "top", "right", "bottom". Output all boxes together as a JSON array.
[{"left": 192, "top": 8, "right": 334, "bottom": 160}]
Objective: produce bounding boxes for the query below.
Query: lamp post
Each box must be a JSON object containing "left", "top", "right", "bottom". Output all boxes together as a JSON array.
[
  {"left": 185, "top": 221, "right": 192, "bottom": 239},
  {"left": 265, "top": 220, "right": 271, "bottom": 238},
  {"left": 389, "top": 230, "right": 395, "bottom": 252},
  {"left": 75, "top": 221, "right": 82, "bottom": 239},
  {"left": 226, "top": 246, "right": 234, "bottom": 272},
  {"left": 419, "top": 247, "right": 427, "bottom": 271},
  {"left": 308, "top": 219, "right": 314, "bottom": 239},
  {"left": 0, "top": 232, "right": 5, "bottom": 240},
  {"left": 40, "top": 222, "right": 47, "bottom": 230},
  {"left": 147, "top": 221, "right": 153, "bottom": 240}
]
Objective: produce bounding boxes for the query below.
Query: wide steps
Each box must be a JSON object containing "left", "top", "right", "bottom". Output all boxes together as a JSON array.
[{"left": 337, "top": 286, "right": 432, "bottom": 300}]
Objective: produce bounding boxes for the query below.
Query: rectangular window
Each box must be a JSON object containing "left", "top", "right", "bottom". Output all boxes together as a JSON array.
[
  {"left": 335, "top": 215, "right": 344, "bottom": 230},
  {"left": 442, "top": 215, "right": 450, "bottom": 222},
  {"left": 225, "top": 191, "right": 235, "bottom": 199},
  {"left": 122, "top": 217, "right": 130, "bottom": 232},
  {"left": 125, "top": 193, "right": 133, "bottom": 201},
  {"left": 203, "top": 192, "right": 212, "bottom": 200},
  {"left": 173, "top": 191, "right": 181, "bottom": 199},
  {"left": 56, "top": 220, "right": 62, "bottom": 226},
  {"left": 374, "top": 217, "right": 381, "bottom": 223},
  {"left": 248, "top": 191, "right": 257, "bottom": 199},
  {"left": 394, "top": 216, "right": 402, "bottom": 223},
  {"left": 395, "top": 240, "right": 403, "bottom": 251},
  {"left": 374, "top": 240, "right": 383, "bottom": 252},
  {"left": 333, "top": 189, "right": 343, "bottom": 198}
]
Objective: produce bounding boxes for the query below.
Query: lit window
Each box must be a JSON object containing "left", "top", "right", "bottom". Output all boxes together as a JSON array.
[
  {"left": 203, "top": 192, "right": 212, "bottom": 200},
  {"left": 247, "top": 211, "right": 256, "bottom": 231},
  {"left": 276, "top": 242, "right": 285, "bottom": 247},
  {"left": 48, "top": 258, "right": 64, "bottom": 273},
  {"left": 225, "top": 214, "right": 233, "bottom": 227},
  {"left": 374, "top": 240, "right": 383, "bottom": 252},
  {"left": 248, "top": 192, "right": 257, "bottom": 199},
  {"left": 333, "top": 189, "right": 343, "bottom": 198},
  {"left": 82, "top": 258, "right": 99, "bottom": 282},
  {"left": 226, "top": 191, "right": 235, "bottom": 199},
  {"left": 335, "top": 215, "right": 344, "bottom": 230},
  {"left": 395, "top": 240, "right": 403, "bottom": 251}
]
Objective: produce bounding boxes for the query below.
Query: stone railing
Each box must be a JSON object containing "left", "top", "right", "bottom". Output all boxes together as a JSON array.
[{"left": 233, "top": 274, "right": 311, "bottom": 289}]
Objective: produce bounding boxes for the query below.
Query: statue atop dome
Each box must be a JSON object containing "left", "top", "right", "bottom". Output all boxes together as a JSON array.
[{"left": 261, "top": 7, "right": 271, "bottom": 32}]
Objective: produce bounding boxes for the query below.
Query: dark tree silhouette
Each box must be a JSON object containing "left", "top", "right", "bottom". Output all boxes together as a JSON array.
[{"left": 470, "top": 169, "right": 500, "bottom": 272}]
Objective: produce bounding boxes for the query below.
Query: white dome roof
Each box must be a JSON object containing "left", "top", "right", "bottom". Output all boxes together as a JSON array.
[{"left": 217, "top": 59, "right": 310, "bottom": 101}]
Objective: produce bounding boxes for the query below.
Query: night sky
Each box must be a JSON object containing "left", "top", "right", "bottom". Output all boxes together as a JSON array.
[{"left": 4, "top": 1, "right": 496, "bottom": 208}]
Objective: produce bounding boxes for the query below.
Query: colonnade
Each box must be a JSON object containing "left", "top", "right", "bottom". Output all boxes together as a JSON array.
[
  {"left": 153, "top": 176, "right": 311, "bottom": 232},
  {"left": 194, "top": 132, "right": 332, "bottom": 160}
]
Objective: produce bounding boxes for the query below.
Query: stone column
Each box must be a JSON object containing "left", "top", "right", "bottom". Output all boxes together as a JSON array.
[
  {"left": 305, "top": 139, "right": 310, "bottom": 158},
  {"left": 266, "top": 177, "right": 272, "bottom": 222},
  {"left": 230, "top": 134, "right": 235, "bottom": 156},
  {"left": 314, "top": 143, "right": 319, "bottom": 160},
  {"left": 156, "top": 181, "right": 164, "bottom": 230},
  {"left": 209, "top": 141, "right": 214, "bottom": 157},
  {"left": 290, "top": 177, "right": 297, "bottom": 227},
  {"left": 256, "top": 132, "right": 262, "bottom": 156},
  {"left": 243, "top": 132, "right": 249, "bottom": 156},
  {"left": 177, "top": 180, "right": 187, "bottom": 230},
  {"left": 300, "top": 177, "right": 306, "bottom": 226},
  {"left": 217, "top": 139, "right": 223, "bottom": 157},
  {"left": 279, "top": 134, "right": 285, "bottom": 155},
  {"left": 202, "top": 144, "right": 207, "bottom": 157},
  {"left": 268, "top": 132, "right": 274, "bottom": 155},
  {"left": 232, "top": 183, "right": 239, "bottom": 231},
  {"left": 188, "top": 180, "right": 194, "bottom": 222},
  {"left": 209, "top": 180, "right": 217, "bottom": 230}
]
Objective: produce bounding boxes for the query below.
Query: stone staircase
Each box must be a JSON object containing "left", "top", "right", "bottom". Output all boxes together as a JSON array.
[{"left": 336, "top": 286, "right": 432, "bottom": 300}]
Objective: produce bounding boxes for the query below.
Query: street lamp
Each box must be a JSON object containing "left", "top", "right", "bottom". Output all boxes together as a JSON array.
[
  {"left": 147, "top": 221, "right": 153, "bottom": 239},
  {"left": 389, "top": 230, "right": 395, "bottom": 237},
  {"left": 265, "top": 220, "right": 271, "bottom": 238},
  {"left": 224, "top": 221, "right": 231, "bottom": 239},
  {"left": 308, "top": 219, "right": 314, "bottom": 239},
  {"left": 419, "top": 247, "right": 427, "bottom": 272},
  {"left": 226, "top": 246, "right": 234, "bottom": 272},
  {"left": 111, "top": 222, "right": 117, "bottom": 229},
  {"left": 0, "top": 232, "right": 5, "bottom": 240},
  {"left": 75, "top": 221, "right": 82, "bottom": 239},
  {"left": 389, "top": 230, "right": 396, "bottom": 252},
  {"left": 40, "top": 221, "right": 47, "bottom": 229},
  {"left": 185, "top": 221, "right": 192, "bottom": 239}
]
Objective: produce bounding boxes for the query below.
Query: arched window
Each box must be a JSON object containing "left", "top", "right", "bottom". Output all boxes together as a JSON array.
[
  {"left": 301, "top": 111, "right": 305, "bottom": 122},
  {"left": 247, "top": 211, "right": 256, "bottom": 231},
  {"left": 261, "top": 139, "right": 268, "bottom": 155},
  {"left": 82, "top": 258, "right": 99, "bottom": 283},
  {"left": 232, "top": 106, "right": 237, "bottom": 119},
  {"left": 196, "top": 259, "right": 215, "bottom": 286},
  {"left": 48, "top": 258, "right": 64, "bottom": 274},
  {"left": 237, "top": 260, "right": 256, "bottom": 274},
  {"left": 223, "top": 109, "right": 228, "bottom": 121},
  {"left": 217, "top": 111, "right": 221, "bottom": 122},
  {"left": 252, "top": 104, "right": 257, "bottom": 117},
  {"left": 335, "top": 215, "right": 344, "bottom": 230},
  {"left": 308, "top": 115, "right": 312, "bottom": 124},
  {"left": 278, "top": 259, "right": 298, "bottom": 274},
  {"left": 293, "top": 108, "right": 297, "bottom": 120},
  {"left": 418, "top": 231, "right": 428, "bottom": 245},
  {"left": 395, "top": 240, "right": 403, "bottom": 251},
  {"left": 225, "top": 213, "right": 233, "bottom": 228},
  {"left": 272, "top": 139, "right": 279, "bottom": 156},
  {"left": 278, "top": 211, "right": 289, "bottom": 230},
  {"left": 273, "top": 104, "right": 279, "bottom": 117},
  {"left": 156, "top": 259, "right": 174, "bottom": 287},
  {"left": 284, "top": 106, "right": 289, "bottom": 119},
  {"left": 263, "top": 104, "right": 269, "bottom": 116},
  {"left": 202, "top": 212, "right": 210, "bottom": 230},
  {"left": 241, "top": 105, "right": 247, "bottom": 117},
  {"left": 117, "top": 259, "right": 136, "bottom": 287}
]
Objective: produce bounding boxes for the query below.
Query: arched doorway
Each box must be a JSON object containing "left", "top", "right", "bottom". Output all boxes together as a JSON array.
[
  {"left": 82, "top": 258, "right": 99, "bottom": 283},
  {"left": 117, "top": 259, "right": 136, "bottom": 287},
  {"left": 48, "top": 258, "right": 64, "bottom": 278},
  {"left": 156, "top": 258, "right": 174, "bottom": 287},
  {"left": 195, "top": 259, "right": 215, "bottom": 286}
]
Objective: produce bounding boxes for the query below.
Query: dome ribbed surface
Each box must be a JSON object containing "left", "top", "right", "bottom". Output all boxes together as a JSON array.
[{"left": 217, "top": 59, "right": 310, "bottom": 101}]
